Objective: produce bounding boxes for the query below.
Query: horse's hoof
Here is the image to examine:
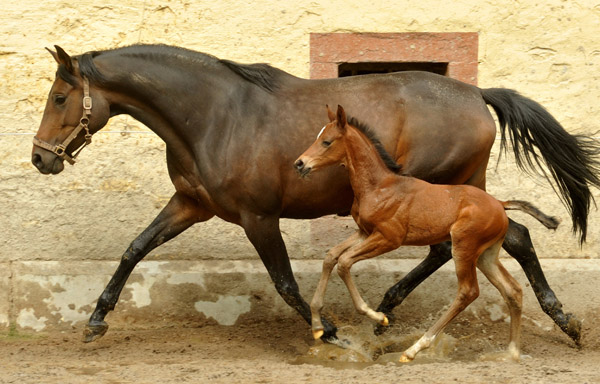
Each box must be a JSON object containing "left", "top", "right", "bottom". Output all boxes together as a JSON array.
[
  {"left": 83, "top": 321, "right": 109, "bottom": 343},
  {"left": 564, "top": 313, "right": 582, "bottom": 346},
  {"left": 399, "top": 353, "right": 413, "bottom": 363},
  {"left": 312, "top": 329, "right": 324, "bottom": 340}
]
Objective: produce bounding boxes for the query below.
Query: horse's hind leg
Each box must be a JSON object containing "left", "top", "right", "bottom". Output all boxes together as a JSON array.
[
  {"left": 503, "top": 219, "right": 581, "bottom": 344},
  {"left": 84, "top": 192, "right": 213, "bottom": 342},
  {"left": 401, "top": 248, "right": 479, "bottom": 362},
  {"left": 477, "top": 240, "right": 523, "bottom": 361},
  {"left": 310, "top": 231, "right": 365, "bottom": 339}
]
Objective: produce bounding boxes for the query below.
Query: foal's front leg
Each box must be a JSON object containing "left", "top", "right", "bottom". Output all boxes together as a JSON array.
[
  {"left": 336, "top": 232, "right": 396, "bottom": 326},
  {"left": 311, "top": 231, "right": 365, "bottom": 339}
]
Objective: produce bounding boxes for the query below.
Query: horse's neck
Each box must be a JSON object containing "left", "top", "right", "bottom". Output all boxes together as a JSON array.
[
  {"left": 344, "top": 126, "right": 394, "bottom": 195},
  {"left": 103, "top": 58, "right": 242, "bottom": 144}
]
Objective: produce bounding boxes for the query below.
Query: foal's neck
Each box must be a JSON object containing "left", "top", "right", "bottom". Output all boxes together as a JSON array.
[{"left": 344, "top": 125, "right": 398, "bottom": 195}]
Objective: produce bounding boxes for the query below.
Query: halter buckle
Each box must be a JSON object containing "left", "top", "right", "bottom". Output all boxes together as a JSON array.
[
  {"left": 55, "top": 144, "right": 66, "bottom": 156},
  {"left": 83, "top": 96, "right": 92, "bottom": 111}
]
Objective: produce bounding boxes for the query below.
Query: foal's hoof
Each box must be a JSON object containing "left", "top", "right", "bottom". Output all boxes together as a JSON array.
[
  {"left": 312, "top": 329, "right": 324, "bottom": 340},
  {"left": 374, "top": 313, "right": 395, "bottom": 335},
  {"left": 399, "top": 353, "right": 413, "bottom": 363},
  {"left": 83, "top": 321, "right": 109, "bottom": 343},
  {"left": 380, "top": 315, "right": 389, "bottom": 327}
]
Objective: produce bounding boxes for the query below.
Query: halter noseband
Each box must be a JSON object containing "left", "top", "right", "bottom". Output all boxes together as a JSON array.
[{"left": 32, "top": 76, "right": 93, "bottom": 165}]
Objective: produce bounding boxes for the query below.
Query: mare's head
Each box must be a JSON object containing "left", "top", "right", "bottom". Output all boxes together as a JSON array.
[
  {"left": 32, "top": 46, "right": 110, "bottom": 174},
  {"left": 294, "top": 105, "right": 349, "bottom": 177}
]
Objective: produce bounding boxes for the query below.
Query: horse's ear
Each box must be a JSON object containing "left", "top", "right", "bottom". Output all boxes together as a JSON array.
[
  {"left": 46, "top": 47, "right": 59, "bottom": 64},
  {"left": 53, "top": 45, "right": 74, "bottom": 73},
  {"left": 326, "top": 104, "right": 336, "bottom": 122},
  {"left": 336, "top": 105, "right": 347, "bottom": 131}
]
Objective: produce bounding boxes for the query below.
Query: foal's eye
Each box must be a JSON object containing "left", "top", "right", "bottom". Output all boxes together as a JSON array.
[
  {"left": 53, "top": 94, "right": 67, "bottom": 106},
  {"left": 322, "top": 140, "right": 332, "bottom": 148}
]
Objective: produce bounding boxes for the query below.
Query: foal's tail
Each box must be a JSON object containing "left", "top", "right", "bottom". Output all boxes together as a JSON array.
[
  {"left": 503, "top": 200, "right": 561, "bottom": 230},
  {"left": 482, "top": 88, "right": 600, "bottom": 244}
]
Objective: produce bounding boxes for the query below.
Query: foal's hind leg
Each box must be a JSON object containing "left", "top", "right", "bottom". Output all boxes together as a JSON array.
[
  {"left": 310, "top": 231, "right": 365, "bottom": 339},
  {"left": 477, "top": 240, "right": 523, "bottom": 361},
  {"left": 504, "top": 219, "right": 581, "bottom": 344},
  {"left": 401, "top": 248, "right": 480, "bottom": 362}
]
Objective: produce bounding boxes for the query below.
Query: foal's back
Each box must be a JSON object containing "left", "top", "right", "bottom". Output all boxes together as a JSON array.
[{"left": 362, "top": 175, "right": 509, "bottom": 249}]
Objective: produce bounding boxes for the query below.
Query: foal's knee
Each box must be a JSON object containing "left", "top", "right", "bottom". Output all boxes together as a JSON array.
[
  {"left": 507, "top": 284, "right": 523, "bottom": 312},
  {"left": 323, "top": 251, "right": 339, "bottom": 271},
  {"left": 457, "top": 285, "right": 480, "bottom": 309},
  {"left": 336, "top": 259, "right": 353, "bottom": 278}
]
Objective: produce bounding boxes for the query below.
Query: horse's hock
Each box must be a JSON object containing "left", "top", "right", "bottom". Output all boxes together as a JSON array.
[{"left": 2, "top": 0, "right": 600, "bottom": 337}]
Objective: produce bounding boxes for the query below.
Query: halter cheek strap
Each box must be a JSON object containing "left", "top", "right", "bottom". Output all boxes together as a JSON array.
[{"left": 32, "top": 76, "right": 93, "bottom": 165}]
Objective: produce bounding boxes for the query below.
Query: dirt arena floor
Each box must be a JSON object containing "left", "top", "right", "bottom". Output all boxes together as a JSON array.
[{"left": 0, "top": 306, "right": 599, "bottom": 384}]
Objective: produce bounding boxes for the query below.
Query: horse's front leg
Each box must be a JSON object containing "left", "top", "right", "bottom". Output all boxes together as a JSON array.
[
  {"left": 84, "top": 192, "right": 213, "bottom": 342},
  {"left": 503, "top": 218, "right": 582, "bottom": 345},
  {"left": 241, "top": 214, "right": 338, "bottom": 342}
]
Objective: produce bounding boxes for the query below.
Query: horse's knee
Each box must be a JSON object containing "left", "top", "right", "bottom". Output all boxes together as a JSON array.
[{"left": 274, "top": 279, "right": 300, "bottom": 302}]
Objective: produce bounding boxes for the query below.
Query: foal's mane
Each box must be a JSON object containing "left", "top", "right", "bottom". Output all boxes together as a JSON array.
[
  {"left": 347, "top": 116, "right": 403, "bottom": 174},
  {"left": 56, "top": 44, "right": 282, "bottom": 93}
]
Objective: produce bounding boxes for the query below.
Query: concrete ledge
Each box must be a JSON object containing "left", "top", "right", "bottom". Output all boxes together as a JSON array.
[{"left": 3, "top": 259, "right": 598, "bottom": 333}]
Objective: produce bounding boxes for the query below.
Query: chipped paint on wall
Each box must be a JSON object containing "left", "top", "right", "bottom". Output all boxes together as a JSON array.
[
  {"left": 16, "top": 309, "right": 47, "bottom": 331},
  {"left": 19, "top": 275, "right": 107, "bottom": 327},
  {"left": 194, "top": 295, "right": 251, "bottom": 326},
  {"left": 126, "top": 276, "right": 158, "bottom": 308},
  {"left": 0, "top": 313, "right": 9, "bottom": 327},
  {"left": 166, "top": 273, "right": 206, "bottom": 289}
]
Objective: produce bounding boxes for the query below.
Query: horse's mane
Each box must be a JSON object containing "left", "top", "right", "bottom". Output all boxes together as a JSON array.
[
  {"left": 347, "top": 116, "right": 403, "bottom": 174},
  {"left": 218, "top": 60, "right": 282, "bottom": 93},
  {"left": 56, "top": 44, "right": 282, "bottom": 93}
]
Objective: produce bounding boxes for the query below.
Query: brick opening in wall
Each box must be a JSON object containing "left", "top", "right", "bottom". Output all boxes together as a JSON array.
[
  {"left": 337, "top": 61, "right": 449, "bottom": 77},
  {"left": 310, "top": 32, "right": 478, "bottom": 85}
]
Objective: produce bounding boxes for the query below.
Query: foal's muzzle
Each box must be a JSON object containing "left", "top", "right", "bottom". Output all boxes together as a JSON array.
[{"left": 294, "top": 159, "right": 312, "bottom": 177}]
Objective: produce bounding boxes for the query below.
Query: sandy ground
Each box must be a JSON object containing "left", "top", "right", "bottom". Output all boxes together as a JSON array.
[{"left": 0, "top": 306, "right": 599, "bottom": 384}]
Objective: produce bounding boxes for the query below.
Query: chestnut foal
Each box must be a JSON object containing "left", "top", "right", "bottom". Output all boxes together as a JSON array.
[{"left": 294, "top": 105, "right": 559, "bottom": 362}]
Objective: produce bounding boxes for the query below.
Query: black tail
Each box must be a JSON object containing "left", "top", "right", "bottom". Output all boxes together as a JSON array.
[
  {"left": 503, "top": 200, "right": 561, "bottom": 230},
  {"left": 482, "top": 88, "right": 600, "bottom": 244}
]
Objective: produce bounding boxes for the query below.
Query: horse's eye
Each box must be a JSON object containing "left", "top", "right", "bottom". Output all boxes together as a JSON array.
[
  {"left": 53, "top": 94, "right": 67, "bottom": 106},
  {"left": 322, "top": 140, "right": 332, "bottom": 148}
]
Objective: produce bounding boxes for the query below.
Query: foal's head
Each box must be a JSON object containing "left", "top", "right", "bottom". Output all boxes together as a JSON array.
[{"left": 294, "top": 105, "right": 349, "bottom": 177}]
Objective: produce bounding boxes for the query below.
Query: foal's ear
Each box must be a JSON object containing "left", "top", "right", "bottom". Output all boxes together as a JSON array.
[
  {"left": 326, "top": 104, "right": 336, "bottom": 122},
  {"left": 49, "top": 45, "right": 74, "bottom": 73},
  {"left": 336, "top": 105, "right": 347, "bottom": 131}
]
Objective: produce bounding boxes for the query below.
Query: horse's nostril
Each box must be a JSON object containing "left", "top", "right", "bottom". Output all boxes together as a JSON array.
[
  {"left": 32, "top": 153, "right": 43, "bottom": 169},
  {"left": 294, "top": 159, "right": 304, "bottom": 169}
]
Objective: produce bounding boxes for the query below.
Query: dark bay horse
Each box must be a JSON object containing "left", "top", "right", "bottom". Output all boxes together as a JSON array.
[
  {"left": 296, "top": 105, "right": 560, "bottom": 361},
  {"left": 32, "top": 44, "right": 599, "bottom": 344}
]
